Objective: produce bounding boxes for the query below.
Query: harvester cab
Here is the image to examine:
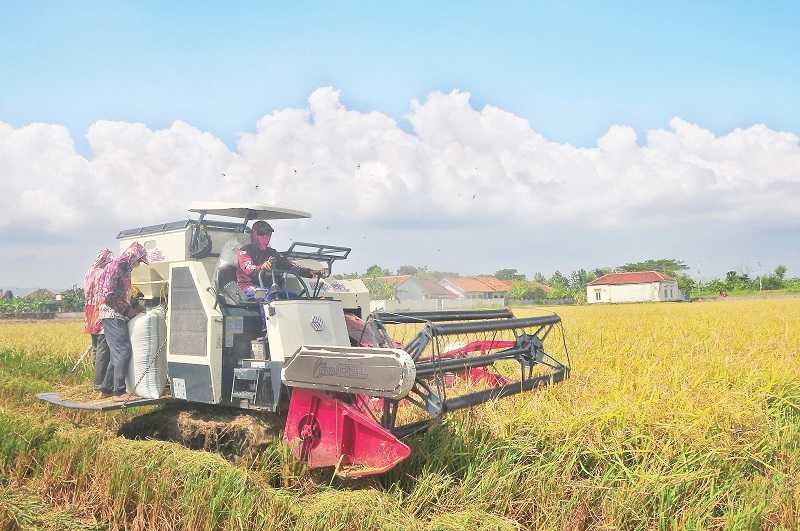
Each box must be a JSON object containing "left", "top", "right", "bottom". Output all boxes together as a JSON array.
[{"left": 38, "top": 202, "right": 571, "bottom": 478}]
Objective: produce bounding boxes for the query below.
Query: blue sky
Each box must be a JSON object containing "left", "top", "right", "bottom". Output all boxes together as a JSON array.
[
  {"left": 2, "top": 1, "right": 797, "bottom": 151},
  {"left": 1, "top": 2, "right": 799, "bottom": 287}
]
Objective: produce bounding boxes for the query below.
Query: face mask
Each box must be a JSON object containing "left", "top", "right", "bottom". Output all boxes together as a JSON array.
[{"left": 256, "top": 234, "right": 271, "bottom": 250}]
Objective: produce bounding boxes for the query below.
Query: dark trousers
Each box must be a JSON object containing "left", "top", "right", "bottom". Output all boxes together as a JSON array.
[
  {"left": 100, "top": 318, "right": 132, "bottom": 394},
  {"left": 91, "top": 333, "right": 111, "bottom": 390}
]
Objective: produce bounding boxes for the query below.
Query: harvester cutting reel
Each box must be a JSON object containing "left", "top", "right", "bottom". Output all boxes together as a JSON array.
[{"left": 281, "top": 309, "right": 571, "bottom": 477}]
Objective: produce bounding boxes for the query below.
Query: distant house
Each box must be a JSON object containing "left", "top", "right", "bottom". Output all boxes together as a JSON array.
[
  {"left": 375, "top": 276, "right": 457, "bottom": 303},
  {"left": 410, "top": 278, "right": 458, "bottom": 301},
  {"left": 440, "top": 277, "right": 513, "bottom": 299},
  {"left": 23, "top": 289, "right": 56, "bottom": 300},
  {"left": 587, "top": 271, "right": 682, "bottom": 304}
]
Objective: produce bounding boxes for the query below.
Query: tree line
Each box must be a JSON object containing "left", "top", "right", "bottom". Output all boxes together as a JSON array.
[
  {"left": 343, "top": 259, "right": 799, "bottom": 302},
  {"left": 500, "top": 259, "right": 799, "bottom": 301},
  {"left": 0, "top": 286, "right": 85, "bottom": 314},
  {"left": 6, "top": 258, "right": 793, "bottom": 312}
]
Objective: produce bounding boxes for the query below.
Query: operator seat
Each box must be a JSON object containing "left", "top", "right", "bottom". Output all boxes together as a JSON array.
[{"left": 214, "top": 237, "right": 250, "bottom": 306}]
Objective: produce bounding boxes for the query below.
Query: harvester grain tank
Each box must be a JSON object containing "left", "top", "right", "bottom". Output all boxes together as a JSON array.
[{"left": 38, "top": 202, "right": 570, "bottom": 477}]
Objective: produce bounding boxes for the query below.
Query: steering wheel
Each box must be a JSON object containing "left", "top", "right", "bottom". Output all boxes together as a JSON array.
[{"left": 257, "top": 268, "right": 310, "bottom": 299}]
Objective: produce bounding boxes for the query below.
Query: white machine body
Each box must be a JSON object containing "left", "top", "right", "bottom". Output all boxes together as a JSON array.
[{"left": 265, "top": 299, "right": 351, "bottom": 363}]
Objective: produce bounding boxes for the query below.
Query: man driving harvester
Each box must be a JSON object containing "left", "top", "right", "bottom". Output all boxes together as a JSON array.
[{"left": 237, "top": 220, "right": 324, "bottom": 302}]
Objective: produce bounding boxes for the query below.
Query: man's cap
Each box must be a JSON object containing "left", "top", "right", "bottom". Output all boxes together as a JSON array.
[{"left": 252, "top": 220, "right": 274, "bottom": 234}]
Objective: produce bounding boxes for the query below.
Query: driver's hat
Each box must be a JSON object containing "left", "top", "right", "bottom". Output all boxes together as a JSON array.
[{"left": 252, "top": 221, "right": 274, "bottom": 235}]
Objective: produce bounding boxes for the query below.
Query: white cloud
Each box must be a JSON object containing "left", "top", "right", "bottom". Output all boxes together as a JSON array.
[
  {"left": 2, "top": 87, "right": 799, "bottom": 233},
  {"left": 1, "top": 87, "right": 800, "bottom": 284}
]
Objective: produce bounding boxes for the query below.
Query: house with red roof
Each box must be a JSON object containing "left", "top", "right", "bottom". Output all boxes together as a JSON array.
[
  {"left": 439, "top": 276, "right": 513, "bottom": 299},
  {"left": 373, "top": 276, "right": 458, "bottom": 303},
  {"left": 587, "top": 271, "right": 682, "bottom": 303}
]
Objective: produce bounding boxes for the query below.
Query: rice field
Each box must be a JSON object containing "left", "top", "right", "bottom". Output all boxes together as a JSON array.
[{"left": 1, "top": 299, "right": 799, "bottom": 530}]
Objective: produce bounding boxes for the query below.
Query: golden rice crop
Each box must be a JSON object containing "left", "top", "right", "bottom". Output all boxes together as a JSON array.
[{"left": 0, "top": 299, "right": 798, "bottom": 529}]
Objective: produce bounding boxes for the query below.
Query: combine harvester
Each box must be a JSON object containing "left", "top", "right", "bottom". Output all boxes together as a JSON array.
[{"left": 39, "top": 203, "right": 570, "bottom": 477}]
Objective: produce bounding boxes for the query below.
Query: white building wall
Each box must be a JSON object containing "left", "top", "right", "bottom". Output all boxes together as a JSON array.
[
  {"left": 395, "top": 279, "right": 425, "bottom": 303},
  {"left": 659, "top": 281, "right": 681, "bottom": 301},
  {"left": 587, "top": 281, "right": 682, "bottom": 304}
]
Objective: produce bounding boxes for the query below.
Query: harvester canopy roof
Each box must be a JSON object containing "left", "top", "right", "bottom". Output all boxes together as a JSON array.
[{"left": 189, "top": 202, "right": 311, "bottom": 221}]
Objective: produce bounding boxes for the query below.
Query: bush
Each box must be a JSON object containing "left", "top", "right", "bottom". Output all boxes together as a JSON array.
[{"left": 0, "top": 298, "right": 54, "bottom": 314}]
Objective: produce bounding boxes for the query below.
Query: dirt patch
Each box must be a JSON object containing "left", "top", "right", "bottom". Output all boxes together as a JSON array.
[
  {"left": 0, "top": 312, "right": 56, "bottom": 320},
  {"left": 118, "top": 404, "right": 282, "bottom": 465}
]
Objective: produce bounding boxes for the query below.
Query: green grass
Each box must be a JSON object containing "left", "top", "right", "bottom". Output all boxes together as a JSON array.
[{"left": 695, "top": 288, "right": 800, "bottom": 298}]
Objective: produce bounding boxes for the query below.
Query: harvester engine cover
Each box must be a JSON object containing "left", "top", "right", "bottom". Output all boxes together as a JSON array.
[{"left": 283, "top": 345, "right": 416, "bottom": 399}]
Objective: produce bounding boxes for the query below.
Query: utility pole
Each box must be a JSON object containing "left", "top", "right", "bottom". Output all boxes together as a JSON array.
[{"left": 757, "top": 261, "right": 763, "bottom": 291}]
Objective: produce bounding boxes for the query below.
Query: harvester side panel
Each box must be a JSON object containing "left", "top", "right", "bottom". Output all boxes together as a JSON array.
[
  {"left": 169, "top": 267, "right": 208, "bottom": 357},
  {"left": 166, "top": 262, "right": 223, "bottom": 404},
  {"left": 266, "top": 299, "right": 351, "bottom": 363}
]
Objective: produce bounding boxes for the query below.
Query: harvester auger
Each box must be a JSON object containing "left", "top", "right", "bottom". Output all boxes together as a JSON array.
[{"left": 37, "top": 202, "right": 570, "bottom": 478}]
